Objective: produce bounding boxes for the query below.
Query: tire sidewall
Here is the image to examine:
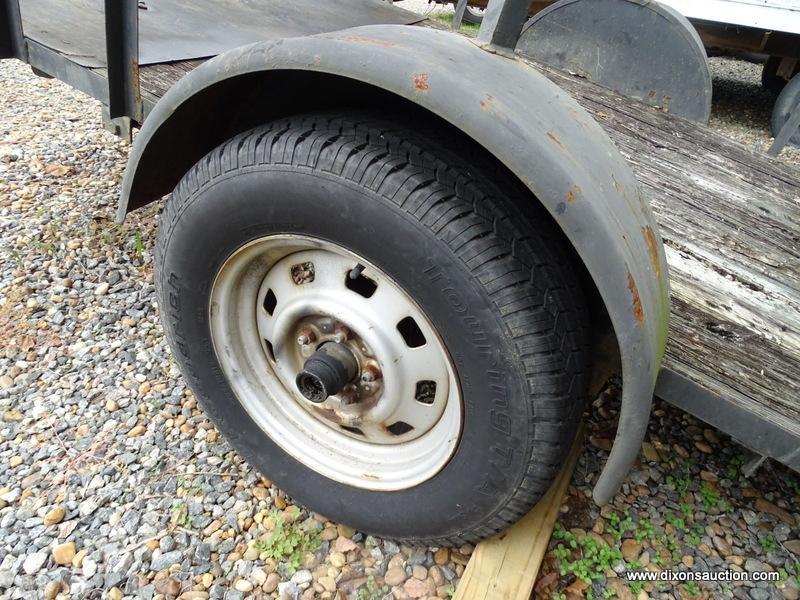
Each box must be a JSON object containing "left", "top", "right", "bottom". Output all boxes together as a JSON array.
[
  {"left": 462, "top": 7, "right": 484, "bottom": 25},
  {"left": 772, "top": 73, "right": 800, "bottom": 147},
  {"left": 158, "top": 165, "right": 532, "bottom": 540}
]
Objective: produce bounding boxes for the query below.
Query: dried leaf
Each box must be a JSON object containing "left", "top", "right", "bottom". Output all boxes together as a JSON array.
[
  {"left": 44, "top": 164, "right": 75, "bottom": 177},
  {"left": 566, "top": 578, "right": 590, "bottom": 594},
  {"left": 19, "top": 335, "right": 35, "bottom": 352},
  {"left": 534, "top": 570, "right": 558, "bottom": 595}
]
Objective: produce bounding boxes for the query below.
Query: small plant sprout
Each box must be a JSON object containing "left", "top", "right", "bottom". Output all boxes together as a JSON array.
[{"left": 253, "top": 509, "right": 321, "bottom": 575}]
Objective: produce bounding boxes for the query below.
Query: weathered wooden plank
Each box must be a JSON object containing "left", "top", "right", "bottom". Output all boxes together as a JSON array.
[
  {"left": 453, "top": 427, "right": 583, "bottom": 600},
  {"left": 139, "top": 60, "right": 204, "bottom": 100},
  {"left": 525, "top": 58, "right": 800, "bottom": 432}
]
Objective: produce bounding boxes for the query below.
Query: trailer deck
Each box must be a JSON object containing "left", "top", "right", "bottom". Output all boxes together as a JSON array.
[
  {"left": 9, "top": 1, "right": 800, "bottom": 469},
  {"left": 15, "top": 0, "right": 421, "bottom": 118},
  {"left": 531, "top": 61, "right": 800, "bottom": 468}
]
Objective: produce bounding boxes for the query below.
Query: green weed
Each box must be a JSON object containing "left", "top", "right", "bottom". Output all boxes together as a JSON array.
[
  {"left": 665, "top": 512, "right": 686, "bottom": 531},
  {"left": 552, "top": 524, "right": 624, "bottom": 585},
  {"left": 635, "top": 519, "right": 656, "bottom": 542},
  {"left": 430, "top": 13, "right": 481, "bottom": 36},
  {"left": 683, "top": 581, "right": 700, "bottom": 596},
  {"left": 759, "top": 533, "right": 779, "bottom": 553},
  {"left": 606, "top": 511, "right": 634, "bottom": 542},
  {"left": 134, "top": 229, "right": 143, "bottom": 257},
  {"left": 254, "top": 509, "right": 321, "bottom": 575},
  {"left": 171, "top": 501, "right": 190, "bottom": 526},
  {"left": 629, "top": 581, "right": 645, "bottom": 595},
  {"left": 355, "top": 575, "right": 390, "bottom": 600}
]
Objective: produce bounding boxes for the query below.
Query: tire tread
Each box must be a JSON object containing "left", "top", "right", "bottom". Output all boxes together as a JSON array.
[{"left": 156, "top": 111, "right": 590, "bottom": 546}]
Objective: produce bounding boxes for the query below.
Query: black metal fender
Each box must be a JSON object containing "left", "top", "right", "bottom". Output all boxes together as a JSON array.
[
  {"left": 119, "top": 24, "right": 670, "bottom": 504},
  {"left": 517, "top": 0, "right": 713, "bottom": 123}
]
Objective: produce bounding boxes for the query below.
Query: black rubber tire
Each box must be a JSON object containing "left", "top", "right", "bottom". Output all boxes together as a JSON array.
[
  {"left": 462, "top": 6, "right": 484, "bottom": 25},
  {"left": 762, "top": 56, "right": 799, "bottom": 93},
  {"left": 155, "top": 111, "right": 589, "bottom": 545},
  {"left": 771, "top": 72, "right": 800, "bottom": 149}
]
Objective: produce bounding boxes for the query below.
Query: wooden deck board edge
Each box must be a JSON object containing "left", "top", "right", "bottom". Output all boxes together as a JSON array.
[{"left": 453, "top": 426, "right": 584, "bottom": 600}]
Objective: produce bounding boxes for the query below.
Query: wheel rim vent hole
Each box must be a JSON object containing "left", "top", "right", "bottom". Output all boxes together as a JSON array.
[
  {"left": 340, "top": 425, "right": 365, "bottom": 436},
  {"left": 264, "top": 339, "right": 275, "bottom": 361},
  {"left": 415, "top": 380, "right": 436, "bottom": 405},
  {"left": 263, "top": 288, "right": 277, "bottom": 316},
  {"left": 397, "top": 316, "right": 426, "bottom": 348},
  {"left": 387, "top": 421, "right": 414, "bottom": 436},
  {"left": 345, "top": 271, "right": 378, "bottom": 298}
]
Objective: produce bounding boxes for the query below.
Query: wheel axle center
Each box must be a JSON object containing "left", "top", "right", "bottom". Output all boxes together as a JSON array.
[{"left": 295, "top": 342, "right": 359, "bottom": 403}]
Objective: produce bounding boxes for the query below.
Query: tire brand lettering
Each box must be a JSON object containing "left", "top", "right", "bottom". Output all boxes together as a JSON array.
[
  {"left": 424, "top": 261, "right": 510, "bottom": 434},
  {"left": 492, "top": 444, "right": 514, "bottom": 466},
  {"left": 490, "top": 409, "right": 511, "bottom": 436},
  {"left": 487, "top": 370, "right": 508, "bottom": 408},
  {"left": 167, "top": 272, "right": 198, "bottom": 380},
  {"left": 424, "top": 260, "right": 515, "bottom": 495}
]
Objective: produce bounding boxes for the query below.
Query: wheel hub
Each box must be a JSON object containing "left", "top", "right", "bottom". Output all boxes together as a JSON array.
[
  {"left": 295, "top": 342, "right": 359, "bottom": 403},
  {"left": 280, "top": 314, "right": 387, "bottom": 434},
  {"left": 208, "top": 235, "right": 462, "bottom": 490}
]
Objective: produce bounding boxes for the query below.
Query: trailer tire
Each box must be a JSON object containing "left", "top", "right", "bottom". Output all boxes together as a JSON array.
[
  {"left": 155, "top": 111, "right": 589, "bottom": 545},
  {"left": 762, "top": 56, "right": 799, "bottom": 93},
  {"left": 771, "top": 72, "right": 800, "bottom": 148},
  {"left": 462, "top": 6, "right": 484, "bottom": 25}
]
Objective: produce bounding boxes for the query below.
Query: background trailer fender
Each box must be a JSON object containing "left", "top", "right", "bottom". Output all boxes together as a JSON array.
[{"left": 117, "top": 24, "right": 670, "bottom": 504}]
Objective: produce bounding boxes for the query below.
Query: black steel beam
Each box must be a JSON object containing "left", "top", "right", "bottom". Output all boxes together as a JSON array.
[
  {"left": 104, "top": 0, "right": 142, "bottom": 122},
  {"left": 26, "top": 40, "right": 109, "bottom": 103},
  {"left": 655, "top": 369, "right": 800, "bottom": 472},
  {"left": 452, "top": 0, "right": 469, "bottom": 30},
  {"left": 0, "top": 0, "right": 26, "bottom": 60},
  {"left": 476, "top": 0, "right": 530, "bottom": 51}
]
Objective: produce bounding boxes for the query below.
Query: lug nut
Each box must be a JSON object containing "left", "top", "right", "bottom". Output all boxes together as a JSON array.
[
  {"left": 297, "top": 328, "right": 316, "bottom": 346},
  {"left": 333, "top": 325, "right": 350, "bottom": 343},
  {"left": 360, "top": 363, "right": 382, "bottom": 384}
]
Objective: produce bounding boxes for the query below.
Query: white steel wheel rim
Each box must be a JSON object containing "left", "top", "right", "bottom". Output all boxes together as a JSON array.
[{"left": 209, "top": 235, "right": 462, "bottom": 491}]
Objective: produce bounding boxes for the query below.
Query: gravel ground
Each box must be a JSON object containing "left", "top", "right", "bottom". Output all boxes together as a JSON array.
[
  {"left": 0, "top": 10, "right": 799, "bottom": 600},
  {"left": 0, "top": 61, "right": 468, "bottom": 600},
  {"left": 536, "top": 390, "right": 800, "bottom": 600},
  {"left": 709, "top": 56, "right": 800, "bottom": 164},
  {"left": 395, "top": 1, "right": 451, "bottom": 17}
]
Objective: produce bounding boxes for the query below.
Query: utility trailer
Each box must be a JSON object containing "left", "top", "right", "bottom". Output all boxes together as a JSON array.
[
  {"left": 449, "top": 0, "right": 800, "bottom": 150},
  {"left": 1, "top": 0, "right": 798, "bottom": 545}
]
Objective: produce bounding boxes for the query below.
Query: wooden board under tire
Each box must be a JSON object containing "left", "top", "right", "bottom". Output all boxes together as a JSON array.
[{"left": 453, "top": 427, "right": 584, "bottom": 600}]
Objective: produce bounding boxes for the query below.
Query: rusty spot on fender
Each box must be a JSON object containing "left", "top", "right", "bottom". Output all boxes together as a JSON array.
[
  {"left": 565, "top": 184, "right": 581, "bottom": 203},
  {"left": 546, "top": 132, "right": 577, "bottom": 163},
  {"left": 627, "top": 272, "right": 644, "bottom": 322},
  {"left": 480, "top": 94, "right": 495, "bottom": 110},
  {"left": 546, "top": 131, "right": 565, "bottom": 149},
  {"left": 343, "top": 36, "right": 399, "bottom": 48},
  {"left": 642, "top": 226, "right": 661, "bottom": 278},
  {"left": 413, "top": 73, "right": 429, "bottom": 91}
]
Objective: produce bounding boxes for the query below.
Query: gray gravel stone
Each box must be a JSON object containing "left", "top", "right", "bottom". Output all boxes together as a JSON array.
[{"left": 150, "top": 550, "right": 183, "bottom": 572}]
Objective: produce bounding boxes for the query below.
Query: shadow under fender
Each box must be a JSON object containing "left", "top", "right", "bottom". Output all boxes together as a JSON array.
[{"left": 118, "top": 24, "right": 670, "bottom": 504}]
